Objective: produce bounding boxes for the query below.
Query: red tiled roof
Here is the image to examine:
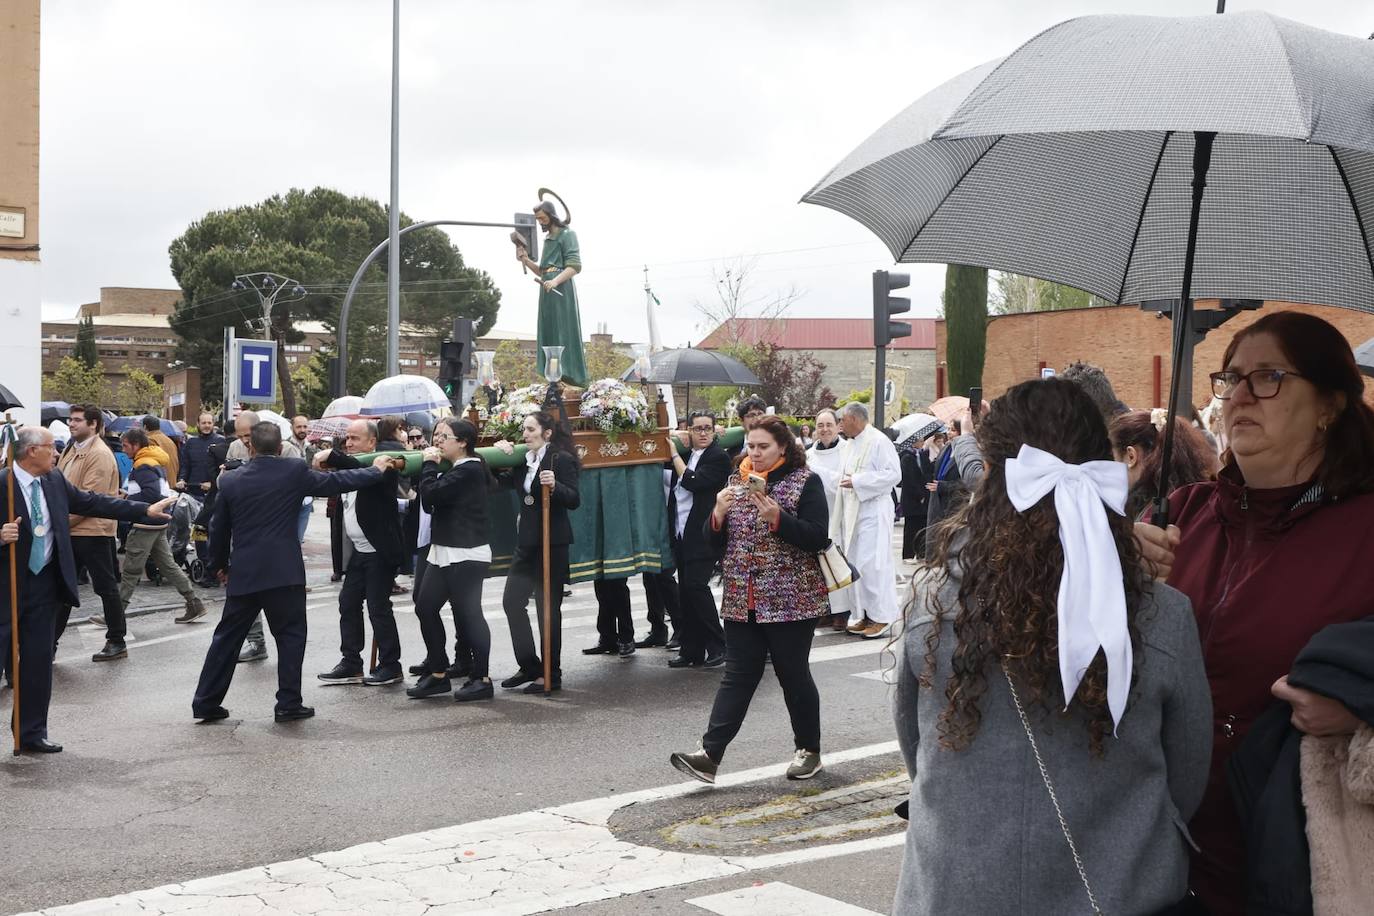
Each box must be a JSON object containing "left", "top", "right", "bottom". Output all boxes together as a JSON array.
[{"left": 697, "top": 318, "right": 936, "bottom": 351}]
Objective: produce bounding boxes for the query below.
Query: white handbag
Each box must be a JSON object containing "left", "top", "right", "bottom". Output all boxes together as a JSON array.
[{"left": 818, "top": 540, "right": 861, "bottom": 593}]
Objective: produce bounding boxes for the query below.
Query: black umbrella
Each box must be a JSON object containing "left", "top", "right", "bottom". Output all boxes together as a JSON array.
[
  {"left": 40, "top": 402, "right": 71, "bottom": 427},
  {"left": 0, "top": 384, "right": 22, "bottom": 413},
  {"left": 1356, "top": 337, "right": 1374, "bottom": 379},
  {"left": 621, "top": 348, "right": 761, "bottom": 386}
]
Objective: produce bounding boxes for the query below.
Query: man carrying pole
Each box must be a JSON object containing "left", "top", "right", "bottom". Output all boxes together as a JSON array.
[{"left": 3, "top": 427, "right": 174, "bottom": 754}]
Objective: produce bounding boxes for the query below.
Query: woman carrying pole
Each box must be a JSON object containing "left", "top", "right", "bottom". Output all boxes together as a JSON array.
[
  {"left": 493, "top": 412, "right": 580, "bottom": 695},
  {"left": 406, "top": 418, "right": 496, "bottom": 702}
]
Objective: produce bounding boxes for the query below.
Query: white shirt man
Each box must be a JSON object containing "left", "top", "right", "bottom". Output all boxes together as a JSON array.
[
  {"left": 805, "top": 408, "right": 845, "bottom": 516},
  {"left": 828, "top": 403, "right": 902, "bottom": 638}
]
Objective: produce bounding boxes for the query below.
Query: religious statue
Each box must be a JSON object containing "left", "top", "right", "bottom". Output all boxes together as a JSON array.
[{"left": 513, "top": 190, "right": 588, "bottom": 388}]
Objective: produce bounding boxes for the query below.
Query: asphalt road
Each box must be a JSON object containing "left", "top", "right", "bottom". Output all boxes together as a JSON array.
[{"left": 0, "top": 505, "right": 913, "bottom": 915}]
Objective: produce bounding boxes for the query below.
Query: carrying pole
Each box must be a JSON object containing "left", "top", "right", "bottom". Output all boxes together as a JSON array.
[
  {"left": 7, "top": 440, "right": 20, "bottom": 755},
  {"left": 541, "top": 482, "right": 553, "bottom": 697}
]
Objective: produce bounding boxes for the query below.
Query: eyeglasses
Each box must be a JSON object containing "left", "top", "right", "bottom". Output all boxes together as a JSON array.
[
  {"left": 690, "top": 424, "right": 714, "bottom": 433},
  {"left": 432, "top": 433, "right": 452, "bottom": 443},
  {"left": 1209, "top": 368, "right": 1304, "bottom": 400}
]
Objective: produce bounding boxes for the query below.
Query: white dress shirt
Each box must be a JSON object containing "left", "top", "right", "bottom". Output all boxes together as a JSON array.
[
  {"left": 12, "top": 463, "right": 54, "bottom": 568},
  {"left": 674, "top": 448, "right": 705, "bottom": 539},
  {"left": 524, "top": 445, "right": 549, "bottom": 494},
  {"left": 428, "top": 457, "right": 492, "bottom": 566},
  {"left": 341, "top": 490, "right": 375, "bottom": 554}
]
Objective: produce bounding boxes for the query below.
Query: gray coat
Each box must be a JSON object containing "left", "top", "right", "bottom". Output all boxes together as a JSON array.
[{"left": 892, "top": 566, "right": 1212, "bottom": 915}]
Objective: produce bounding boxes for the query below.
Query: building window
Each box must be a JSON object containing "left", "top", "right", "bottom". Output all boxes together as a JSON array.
[
  {"left": 137, "top": 351, "right": 166, "bottom": 359},
  {"left": 399, "top": 358, "right": 418, "bottom": 367},
  {"left": 287, "top": 356, "right": 298, "bottom": 364},
  {"left": 100, "top": 349, "right": 129, "bottom": 357},
  {"left": 285, "top": 344, "right": 312, "bottom": 353},
  {"left": 41, "top": 348, "right": 49, "bottom": 355}
]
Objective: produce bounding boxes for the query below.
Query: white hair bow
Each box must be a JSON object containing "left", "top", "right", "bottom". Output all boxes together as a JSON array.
[{"left": 1004, "top": 444, "right": 1131, "bottom": 733}]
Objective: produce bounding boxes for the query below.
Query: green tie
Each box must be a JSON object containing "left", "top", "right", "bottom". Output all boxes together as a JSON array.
[{"left": 28, "top": 479, "right": 46, "bottom": 575}]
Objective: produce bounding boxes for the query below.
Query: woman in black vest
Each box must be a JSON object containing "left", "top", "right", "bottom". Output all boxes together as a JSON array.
[
  {"left": 407, "top": 418, "right": 496, "bottom": 702},
  {"left": 493, "top": 411, "right": 581, "bottom": 694}
]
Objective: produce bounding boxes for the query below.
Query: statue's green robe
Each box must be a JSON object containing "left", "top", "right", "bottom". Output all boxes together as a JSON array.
[{"left": 536, "top": 227, "right": 588, "bottom": 388}]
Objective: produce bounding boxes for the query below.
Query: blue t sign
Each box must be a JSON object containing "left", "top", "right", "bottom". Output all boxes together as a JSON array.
[{"left": 235, "top": 340, "right": 278, "bottom": 404}]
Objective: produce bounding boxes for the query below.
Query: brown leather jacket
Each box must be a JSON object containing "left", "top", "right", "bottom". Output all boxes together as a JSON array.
[{"left": 56, "top": 436, "right": 121, "bottom": 537}]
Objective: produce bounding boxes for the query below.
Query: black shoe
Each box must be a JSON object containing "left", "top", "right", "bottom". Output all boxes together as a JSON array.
[
  {"left": 238, "top": 641, "right": 268, "bottom": 663},
  {"left": 635, "top": 630, "right": 669, "bottom": 648},
  {"left": 618, "top": 641, "right": 636, "bottom": 657},
  {"left": 330, "top": 573, "right": 343, "bottom": 583},
  {"left": 668, "top": 655, "right": 702, "bottom": 669},
  {"left": 562, "top": 587, "right": 573, "bottom": 598},
  {"left": 274, "top": 706, "right": 315, "bottom": 722},
  {"left": 666, "top": 635, "right": 682, "bottom": 651},
  {"left": 363, "top": 664, "right": 403, "bottom": 686},
  {"left": 194, "top": 706, "right": 229, "bottom": 721},
  {"left": 408, "top": 662, "right": 429, "bottom": 676},
  {"left": 22, "top": 738, "right": 63, "bottom": 754},
  {"left": 582, "top": 642, "right": 617, "bottom": 655},
  {"left": 454, "top": 679, "right": 494, "bottom": 702},
  {"left": 500, "top": 670, "right": 539, "bottom": 689},
  {"left": 91, "top": 641, "right": 128, "bottom": 662},
  {"left": 523, "top": 678, "right": 561, "bottom": 695},
  {"left": 445, "top": 662, "right": 471, "bottom": 680},
  {"left": 317, "top": 661, "right": 364, "bottom": 685},
  {"left": 406, "top": 674, "right": 451, "bottom": 699},
  {"left": 702, "top": 652, "right": 726, "bottom": 668}
]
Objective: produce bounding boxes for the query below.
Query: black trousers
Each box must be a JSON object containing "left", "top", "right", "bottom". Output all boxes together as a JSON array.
[
  {"left": 415, "top": 558, "right": 490, "bottom": 678},
  {"left": 56, "top": 535, "right": 124, "bottom": 646},
  {"left": 193, "top": 585, "right": 308, "bottom": 713},
  {"left": 413, "top": 550, "right": 471, "bottom": 669},
  {"left": 337, "top": 550, "right": 401, "bottom": 670},
  {"left": 675, "top": 551, "right": 725, "bottom": 662},
  {"left": 3, "top": 563, "right": 60, "bottom": 744},
  {"left": 328, "top": 498, "right": 344, "bottom": 578},
  {"left": 593, "top": 577, "right": 634, "bottom": 645},
  {"left": 642, "top": 569, "right": 679, "bottom": 637},
  {"left": 702, "top": 616, "right": 820, "bottom": 762},
  {"left": 502, "top": 543, "right": 568, "bottom": 680}
]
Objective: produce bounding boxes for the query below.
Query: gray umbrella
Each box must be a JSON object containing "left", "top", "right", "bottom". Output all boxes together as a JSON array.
[
  {"left": 802, "top": 11, "right": 1374, "bottom": 523},
  {"left": 621, "top": 348, "right": 761, "bottom": 386},
  {"left": 1356, "top": 338, "right": 1374, "bottom": 378}
]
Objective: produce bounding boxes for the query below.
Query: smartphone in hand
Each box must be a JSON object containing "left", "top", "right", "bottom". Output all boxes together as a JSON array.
[{"left": 747, "top": 473, "right": 767, "bottom": 495}]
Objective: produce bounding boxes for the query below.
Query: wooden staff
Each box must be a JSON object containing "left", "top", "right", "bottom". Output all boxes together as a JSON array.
[
  {"left": 7, "top": 442, "right": 20, "bottom": 755},
  {"left": 541, "top": 481, "right": 552, "bottom": 698}
]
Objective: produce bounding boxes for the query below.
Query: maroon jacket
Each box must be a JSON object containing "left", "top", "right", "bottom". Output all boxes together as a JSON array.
[{"left": 1166, "top": 466, "right": 1374, "bottom": 914}]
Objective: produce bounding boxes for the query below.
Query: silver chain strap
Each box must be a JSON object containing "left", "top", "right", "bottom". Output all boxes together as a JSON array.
[{"left": 1002, "top": 662, "right": 1104, "bottom": 916}]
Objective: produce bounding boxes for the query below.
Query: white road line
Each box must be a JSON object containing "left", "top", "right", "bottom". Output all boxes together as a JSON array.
[
  {"left": 688, "top": 881, "right": 885, "bottom": 916},
  {"left": 852, "top": 668, "right": 897, "bottom": 685},
  {"left": 808, "top": 639, "right": 896, "bottom": 664},
  {"left": 31, "top": 741, "right": 902, "bottom": 916}
]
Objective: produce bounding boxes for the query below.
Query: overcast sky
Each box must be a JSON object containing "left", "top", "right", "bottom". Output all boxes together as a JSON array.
[{"left": 39, "top": 0, "right": 1371, "bottom": 346}]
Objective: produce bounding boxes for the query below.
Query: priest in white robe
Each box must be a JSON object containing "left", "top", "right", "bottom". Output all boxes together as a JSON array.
[
  {"left": 828, "top": 402, "right": 902, "bottom": 638},
  {"left": 805, "top": 408, "right": 844, "bottom": 515}
]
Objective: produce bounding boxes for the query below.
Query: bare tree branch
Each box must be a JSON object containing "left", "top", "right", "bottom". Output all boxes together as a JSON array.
[{"left": 692, "top": 257, "right": 804, "bottom": 346}]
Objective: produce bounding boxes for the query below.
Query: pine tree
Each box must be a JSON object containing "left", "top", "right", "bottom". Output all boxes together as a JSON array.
[{"left": 74, "top": 314, "right": 99, "bottom": 368}]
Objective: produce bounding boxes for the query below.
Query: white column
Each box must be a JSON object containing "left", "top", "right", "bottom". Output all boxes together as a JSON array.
[{"left": 0, "top": 258, "right": 41, "bottom": 425}]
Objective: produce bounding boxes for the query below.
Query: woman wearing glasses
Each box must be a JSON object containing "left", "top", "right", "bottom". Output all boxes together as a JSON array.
[
  {"left": 406, "top": 418, "right": 495, "bottom": 702},
  {"left": 1163, "top": 311, "right": 1374, "bottom": 914}
]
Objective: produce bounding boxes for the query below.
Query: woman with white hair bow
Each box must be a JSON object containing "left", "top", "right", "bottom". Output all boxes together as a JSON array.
[{"left": 891, "top": 378, "right": 1212, "bottom": 916}]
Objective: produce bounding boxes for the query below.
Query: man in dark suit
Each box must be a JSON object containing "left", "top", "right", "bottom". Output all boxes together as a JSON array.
[
  {"left": 191, "top": 422, "right": 390, "bottom": 722},
  {"left": 313, "top": 419, "right": 407, "bottom": 687},
  {"left": 2, "top": 426, "right": 173, "bottom": 753},
  {"left": 898, "top": 436, "right": 937, "bottom": 561},
  {"left": 665, "top": 411, "right": 730, "bottom": 668}
]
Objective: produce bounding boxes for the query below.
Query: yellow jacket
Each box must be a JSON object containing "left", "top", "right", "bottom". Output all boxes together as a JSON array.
[{"left": 57, "top": 437, "right": 121, "bottom": 537}]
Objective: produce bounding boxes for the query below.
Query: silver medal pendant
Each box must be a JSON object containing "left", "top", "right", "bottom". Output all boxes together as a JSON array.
[
  {"left": 32, "top": 524, "right": 47, "bottom": 538},
  {"left": 523, "top": 495, "right": 535, "bottom": 506}
]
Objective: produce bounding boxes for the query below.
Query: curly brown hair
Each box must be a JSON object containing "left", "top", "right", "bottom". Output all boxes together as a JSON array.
[
  {"left": 1108, "top": 410, "right": 1216, "bottom": 519},
  {"left": 922, "top": 379, "right": 1152, "bottom": 756}
]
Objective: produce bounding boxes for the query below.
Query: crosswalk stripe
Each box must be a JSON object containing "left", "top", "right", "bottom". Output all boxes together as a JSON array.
[{"left": 687, "top": 882, "right": 885, "bottom": 916}]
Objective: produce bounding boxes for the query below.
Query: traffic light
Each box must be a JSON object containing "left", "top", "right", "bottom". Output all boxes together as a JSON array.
[
  {"left": 872, "top": 269, "right": 912, "bottom": 347},
  {"left": 436, "top": 318, "right": 475, "bottom": 407},
  {"left": 512, "top": 212, "right": 539, "bottom": 262}
]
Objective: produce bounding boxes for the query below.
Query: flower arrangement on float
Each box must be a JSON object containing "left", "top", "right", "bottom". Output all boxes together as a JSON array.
[
  {"left": 486, "top": 383, "right": 548, "bottom": 440},
  {"left": 579, "top": 378, "right": 654, "bottom": 441}
]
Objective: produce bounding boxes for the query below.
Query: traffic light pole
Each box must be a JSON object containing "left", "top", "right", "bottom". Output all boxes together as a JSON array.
[
  {"left": 332, "top": 217, "right": 535, "bottom": 397},
  {"left": 874, "top": 343, "right": 887, "bottom": 430}
]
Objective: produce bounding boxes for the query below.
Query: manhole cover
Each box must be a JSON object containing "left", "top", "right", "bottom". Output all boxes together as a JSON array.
[{"left": 661, "top": 773, "right": 907, "bottom": 851}]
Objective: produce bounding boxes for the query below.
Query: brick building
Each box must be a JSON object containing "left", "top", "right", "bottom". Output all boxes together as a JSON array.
[
  {"left": 698, "top": 317, "right": 939, "bottom": 409},
  {"left": 934, "top": 300, "right": 1374, "bottom": 410}
]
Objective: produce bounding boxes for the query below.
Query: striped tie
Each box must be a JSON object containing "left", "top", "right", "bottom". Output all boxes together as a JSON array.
[{"left": 28, "top": 479, "right": 46, "bottom": 575}]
